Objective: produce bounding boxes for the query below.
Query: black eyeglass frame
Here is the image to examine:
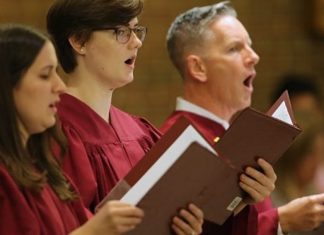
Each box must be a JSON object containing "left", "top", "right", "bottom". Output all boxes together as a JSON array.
[{"left": 94, "top": 25, "right": 148, "bottom": 44}]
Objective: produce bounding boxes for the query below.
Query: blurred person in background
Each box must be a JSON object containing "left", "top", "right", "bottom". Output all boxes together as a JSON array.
[
  {"left": 271, "top": 73, "right": 324, "bottom": 235},
  {"left": 271, "top": 73, "right": 324, "bottom": 194}
]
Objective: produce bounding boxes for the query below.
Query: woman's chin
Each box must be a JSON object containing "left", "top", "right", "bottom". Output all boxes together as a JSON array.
[{"left": 117, "top": 76, "right": 134, "bottom": 88}]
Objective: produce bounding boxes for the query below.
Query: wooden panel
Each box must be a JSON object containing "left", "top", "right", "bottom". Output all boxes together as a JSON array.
[{"left": 0, "top": 0, "right": 52, "bottom": 29}]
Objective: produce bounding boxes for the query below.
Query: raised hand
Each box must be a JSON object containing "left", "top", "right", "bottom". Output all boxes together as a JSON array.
[{"left": 278, "top": 193, "right": 324, "bottom": 233}]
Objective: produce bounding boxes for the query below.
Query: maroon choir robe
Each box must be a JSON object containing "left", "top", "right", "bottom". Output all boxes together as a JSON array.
[
  {"left": 57, "top": 94, "right": 161, "bottom": 211},
  {"left": 161, "top": 110, "right": 278, "bottom": 235},
  {"left": 0, "top": 164, "right": 89, "bottom": 235}
]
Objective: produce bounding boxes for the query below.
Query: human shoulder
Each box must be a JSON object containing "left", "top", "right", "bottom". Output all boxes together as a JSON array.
[
  {"left": 0, "top": 162, "right": 28, "bottom": 202},
  {"left": 0, "top": 162, "right": 15, "bottom": 182},
  {"left": 0, "top": 162, "right": 40, "bottom": 234},
  {"left": 110, "top": 106, "right": 161, "bottom": 140},
  {"left": 110, "top": 105, "right": 152, "bottom": 127}
]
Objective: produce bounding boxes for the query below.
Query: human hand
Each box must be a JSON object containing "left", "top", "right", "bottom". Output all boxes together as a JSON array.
[
  {"left": 71, "top": 200, "right": 144, "bottom": 235},
  {"left": 278, "top": 193, "right": 324, "bottom": 233},
  {"left": 171, "top": 203, "right": 204, "bottom": 235},
  {"left": 239, "top": 158, "right": 276, "bottom": 204}
]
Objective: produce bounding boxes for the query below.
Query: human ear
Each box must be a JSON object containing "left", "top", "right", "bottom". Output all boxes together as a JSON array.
[
  {"left": 68, "top": 36, "right": 86, "bottom": 55},
  {"left": 186, "top": 55, "right": 207, "bottom": 82}
]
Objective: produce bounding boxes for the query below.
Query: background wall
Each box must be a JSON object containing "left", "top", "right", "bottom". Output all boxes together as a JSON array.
[{"left": 1, "top": 0, "right": 324, "bottom": 126}]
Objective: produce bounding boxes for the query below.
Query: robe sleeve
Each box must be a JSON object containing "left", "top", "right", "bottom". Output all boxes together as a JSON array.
[
  {"left": 257, "top": 209, "right": 279, "bottom": 235},
  {"left": 61, "top": 124, "right": 98, "bottom": 209},
  {"left": 256, "top": 198, "right": 279, "bottom": 235},
  {"left": 233, "top": 205, "right": 258, "bottom": 235},
  {"left": 134, "top": 117, "right": 162, "bottom": 143},
  {"left": 0, "top": 167, "right": 40, "bottom": 235}
]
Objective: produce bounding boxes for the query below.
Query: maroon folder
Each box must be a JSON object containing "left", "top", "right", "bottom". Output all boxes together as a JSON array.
[{"left": 215, "top": 90, "right": 301, "bottom": 171}]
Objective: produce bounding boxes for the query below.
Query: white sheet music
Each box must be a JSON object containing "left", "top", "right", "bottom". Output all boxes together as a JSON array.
[{"left": 271, "top": 101, "right": 293, "bottom": 125}]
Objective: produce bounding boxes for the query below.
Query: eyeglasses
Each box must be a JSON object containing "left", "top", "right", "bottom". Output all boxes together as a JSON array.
[{"left": 96, "top": 25, "right": 147, "bottom": 44}]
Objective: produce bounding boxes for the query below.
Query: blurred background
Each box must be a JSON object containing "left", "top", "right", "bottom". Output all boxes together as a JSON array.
[{"left": 1, "top": 0, "right": 324, "bottom": 126}]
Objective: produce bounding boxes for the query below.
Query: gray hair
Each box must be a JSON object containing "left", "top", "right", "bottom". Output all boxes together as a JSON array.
[{"left": 166, "top": 1, "right": 237, "bottom": 77}]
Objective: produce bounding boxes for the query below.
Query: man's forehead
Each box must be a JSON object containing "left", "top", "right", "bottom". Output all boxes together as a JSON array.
[{"left": 210, "top": 16, "right": 251, "bottom": 42}]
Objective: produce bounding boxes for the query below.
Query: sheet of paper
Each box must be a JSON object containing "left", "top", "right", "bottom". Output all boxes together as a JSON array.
[{"left": 271, "top": 101, "right": 293, "bottom": 125}]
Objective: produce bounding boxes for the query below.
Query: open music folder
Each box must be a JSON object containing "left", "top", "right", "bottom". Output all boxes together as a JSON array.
[
  {"left": 96, "top": 91, "right": 301, "bottom": 235},
  {"left": 215, "top": 91, "right": 301, "bottom": 171}
]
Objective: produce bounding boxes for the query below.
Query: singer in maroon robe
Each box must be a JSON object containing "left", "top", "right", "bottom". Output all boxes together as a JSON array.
[
  {"left": 161, "top": 103, "right": 279, "bottom": 235},
  {"left": 159, "top": 0, "right": 280, "bottom": 234},
  {"left": 57, "top": 94, "right": 161, "bottom": 211},
  {"left": 0, "top": 165, "right": 89, "bottom": 235},
  {"left": 47, "top": 1, "right": 205, "bottom": 233}
]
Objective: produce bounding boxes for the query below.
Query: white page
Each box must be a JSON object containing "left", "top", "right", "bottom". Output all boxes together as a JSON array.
[
  {"left": 121, "top": 125, "right": 216, "bottom": 205},
  {"left": 271, "top": 101, "right": 293, "bottom": 125}
]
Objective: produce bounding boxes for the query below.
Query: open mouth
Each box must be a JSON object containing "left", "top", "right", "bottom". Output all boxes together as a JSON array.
[
  {"left": 243, "top": 76, "right": 252, "bottom": 87},
  {"left": 124, "top": 55, "right": 136, "bottom": 66},
  {"left": 243, "top": 73, "right": 255, "bottom": 89}
]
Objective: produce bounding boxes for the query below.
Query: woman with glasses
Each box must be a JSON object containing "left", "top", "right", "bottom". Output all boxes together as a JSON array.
[{"left": 47, "top": 0, "right": 203, "bottom": 234}]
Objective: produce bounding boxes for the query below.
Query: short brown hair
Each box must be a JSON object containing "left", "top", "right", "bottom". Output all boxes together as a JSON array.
[{"left": 47, "top": 0, "right": 143, "bottom": 73}]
